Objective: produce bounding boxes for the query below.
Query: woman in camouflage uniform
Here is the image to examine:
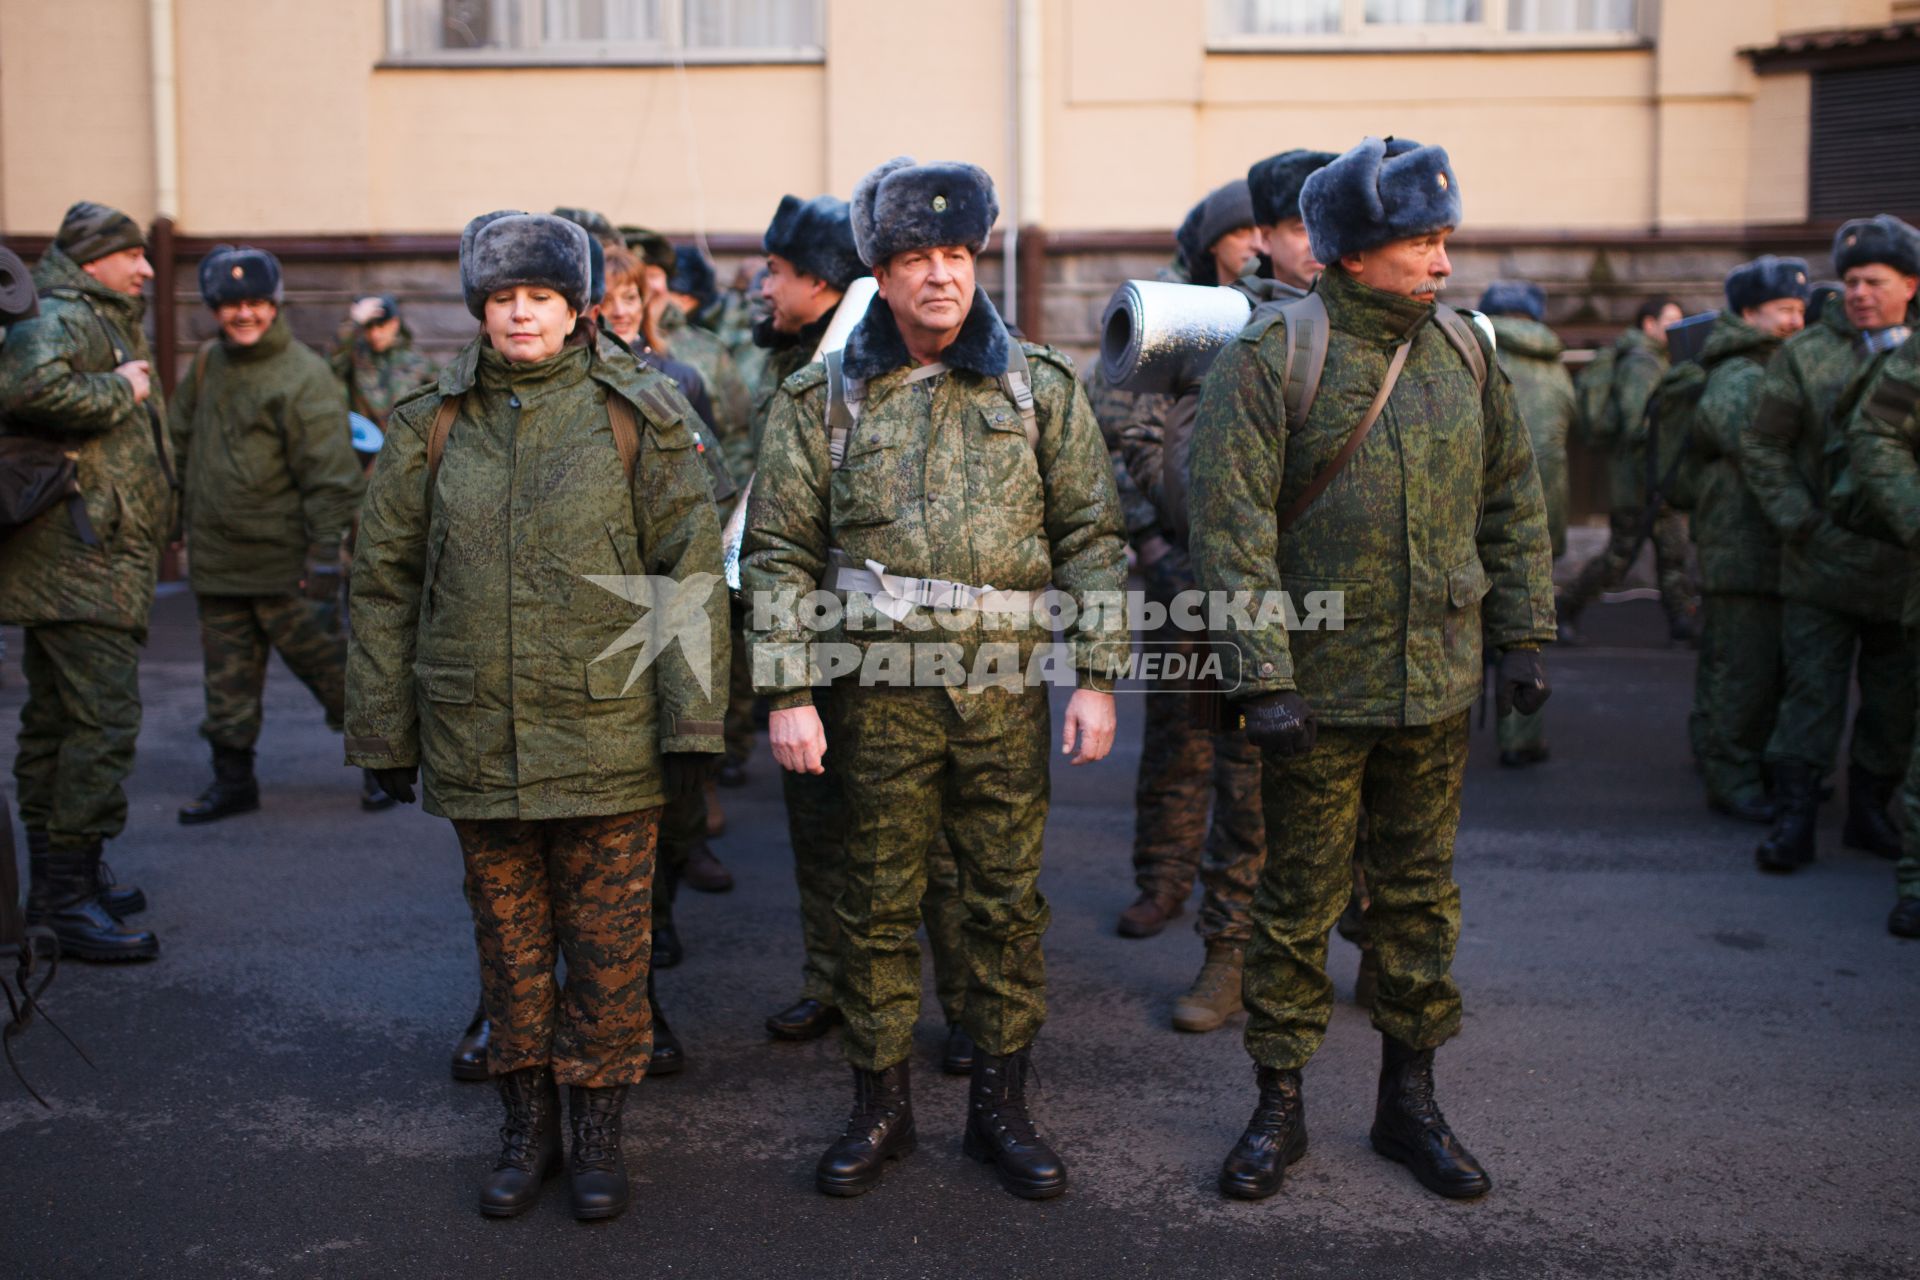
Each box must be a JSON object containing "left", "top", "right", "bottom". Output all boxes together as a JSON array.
[{"left": 345, "top": 212, "right": 726, "bottom": 1222}]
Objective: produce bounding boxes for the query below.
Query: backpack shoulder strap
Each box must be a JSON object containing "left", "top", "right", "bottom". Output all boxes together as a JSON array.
[
  {"left": 1432, "top": 303, "right": 1489, "bottom": 394},
  {"left": 604, "top": 393, "right": 641, "bottom": 482},
  {"left": 1277, "top": 292, "right": 1330, "bottom": 429},
  {"left": 1276, "top": 336, "right": 1412, "bottom": 535},
  {"left": 425, "top": 392, "right": 463, "bottom": 489},
  {"left": 1001, "top": 343, "right": 1040, "bottom": 450},
  {"left": 824, "top": 349, "right": 864, "bottom": 469}
]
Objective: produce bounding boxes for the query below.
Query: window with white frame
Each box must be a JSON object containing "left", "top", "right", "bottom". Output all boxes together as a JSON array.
[
  {"left": 386, "top": 0, "right": 823, "bottom": 64},
  {"left": 1211, "top": 0, "right": 1648, "bottom": 46}
]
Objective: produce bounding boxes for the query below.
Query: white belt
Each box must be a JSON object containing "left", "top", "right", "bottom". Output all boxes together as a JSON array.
[{"left": 825, "top": 549, "right": 1035, "bottom": 621}]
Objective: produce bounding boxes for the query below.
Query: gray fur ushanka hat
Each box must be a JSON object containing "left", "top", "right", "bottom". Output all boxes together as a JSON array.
[
  {"left": 198, "top": 245, "right": 283, "bottom": 307},
  {"left": 1247, "top": 150, "right": 1337, "bottom": 227},
  {"left": 1831, "top": 214, "right": 1920, "bottom": 279},
  {"left": 1724, "top": 256, "right": 1810, "bottom": 313},
  {"left": 460, "top": 211, "right": 592, "bottom": 319},
  {"left": 850, "top": 157, "right": 998, "bottom": 268},
  {"left": 1300, "top": 136, "right": 1462, "bottom": 267},
  {"left": 762, "top": 194, "right": 864, "bottom": 291}
]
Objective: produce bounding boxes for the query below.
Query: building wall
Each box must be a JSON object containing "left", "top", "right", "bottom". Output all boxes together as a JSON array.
[{"left": 0, "top": 0, "right": 1892, "bottom": 237}]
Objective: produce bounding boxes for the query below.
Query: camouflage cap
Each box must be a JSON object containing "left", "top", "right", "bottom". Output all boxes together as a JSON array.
[
  {"left": 618, "top": 226, "right": 677, "bottom": 273},
  {"left": 55, "top": 201, "right": 145, "bottom": 265}
]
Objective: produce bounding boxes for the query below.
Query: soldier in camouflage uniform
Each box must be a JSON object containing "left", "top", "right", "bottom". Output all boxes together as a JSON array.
[
  {"left": 1190, "top": 138, "right": 1555, "bottom": 1202},
  {"left": 1478, "top": 281, "right": 1575, "bottom": 768},
  {"left": 346, "top": 212, "right": 726, "bottom": 1221},
  {"left": 1559, "top": 296, "right": 1696, "bottom": 641},
  {"left": 749, "top": 192, "right": 971, "bottom": 1065},
  {"left": 330, "top": 294, "right": 438, "bottom": 436},
  {"left": 1689, "top": 258, "right": 1810, "bottom": 823},
  {"left": 0, "top": 202, "right": 171, "bottom": 962},
  {"left": 1847, "top": 324, "right": 1920, "bottom": 937},
  {"left": 168, "top": 247, "right": 380, "bottom": 822},
  {"left": 744, "top": 158, "right": 1125, "bottom": 1201},
  {"left": 1744, "top": 216, "right": 1918, "bottom": 875}
]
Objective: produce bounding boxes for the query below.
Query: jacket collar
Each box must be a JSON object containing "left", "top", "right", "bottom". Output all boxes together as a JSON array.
[
  {"left": 1317, "top": 266, "right": 1433, "bottom": 345},
  {"left": 843, "top": 285, "right": 1010, "bottom": 383},
  {"left": 33, "top": 244, "right": 146, "bottom": 327},
  {"left": 753, "top": 301, "right": 837, "bottom": 354}
]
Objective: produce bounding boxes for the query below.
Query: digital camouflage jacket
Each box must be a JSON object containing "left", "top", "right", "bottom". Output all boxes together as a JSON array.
[
  {"left": 344, "top": 333, "right": 728, "bottom": 820},
  {"left": 1188, "top": 266, "right": 1556, "bottom": 727},
  {"left": 1741, "top": 304, "right": 1907, "bottom": 621},
  {"left": 331, "top": 323, "right": 438, "bottom": 427},
  {"left": 170, "top": 312, "right": 365, "bottom": 596},
  {"left": 0, "top": 245, "right": 175, "bottom": 634},
  {"left": 1489, "top": 314, "right": 1575, "bottom": 558},
  {"left": 1846, "top": 328, "right": 1920, "bottom": 629},
  {"left": 1690, "top": 313, "right": 1783, "bottom": 597}
]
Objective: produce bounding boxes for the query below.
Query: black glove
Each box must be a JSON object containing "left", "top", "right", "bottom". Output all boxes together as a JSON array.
[
  {"left": 662, "top": 753, "right": 714, "bottom": 804},
  {"left": 1495, "top": 648, "right": 1551, "bottom": 718},
  {"left": 370, "top": 765, "right": 417, "bottom": 805},
  {"left": 1239, "top": 691, "right": 1317, "bottom": 757}
]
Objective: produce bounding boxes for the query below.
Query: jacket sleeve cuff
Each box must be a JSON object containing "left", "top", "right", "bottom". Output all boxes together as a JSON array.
[
  {"left": 343, "top": 734, "right": 414, "bottom": 768},
  {"left": 768, "top": 689, "right": 814, "bottom": 712}
]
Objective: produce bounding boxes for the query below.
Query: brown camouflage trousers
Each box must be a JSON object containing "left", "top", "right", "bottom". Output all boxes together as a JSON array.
[
  {"left": 13, "top": 623, "right": 143, "bottom": 852},
  {"left": 195, "top": 594, "right": 345, "bottom": 750},
  {"left": 832, "top": 682, "right": 1050, "bottom": 1071},
  {"left": 782, "top": 702, "right": 965, "bottom": 1023},
  {"left": 1244, "top": 714, "right": 1469, "bottom": 1070},
  {"left": 1561, "top": 507, "right": 1695, "bottom": 621},
  {"left": 453, "top": 808, "right": 660, "bottom": 1087},
  {"left": 1765, "top": 600, "right": 1914, "bottom": 780},
  {"left": 1697, "top": 593, "right": 1781, "bottom": 809}
]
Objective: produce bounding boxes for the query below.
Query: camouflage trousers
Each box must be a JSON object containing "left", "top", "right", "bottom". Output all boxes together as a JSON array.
[
  {"left": 1764, "top": 599, "right": 1914, "bottom": 781},
  {"left": 195, "top": 594, "right": 345, "bottom": 750},
  {"left": 1244, "top": 714, "right": 1470, "bottom": 1070},
  {"left": 783, "top": 709, "right": 965, "bottom": 1024},
  {"left": 1561, "top": 507, "right": 1695, "bottom": 621},
  {"left": 723, "top": 607, "right": 756, "bottom": 766},
  {"left": 12, "top": 622, "right": 143, "bottom": 853},
  {"left": 1697, "top": 593, "right": 1781, "bottom": 809},
  {"left": 832, "top": 682, "right": 1051, "bottom": 1071},
  {"left": 1130, "top": 628, "right": 1266, "bottom": 944},
  {"left": 1897, "top": 634, "right": 1920, "bottom": 901},
  {"left": 453, "top": 808, "right": 660, "bottom": 1087}
]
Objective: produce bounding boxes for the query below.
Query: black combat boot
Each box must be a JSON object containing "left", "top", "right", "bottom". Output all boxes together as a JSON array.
[
  {"left": 964, "top": 1048, "right": 1067, "bottom": 1200},
  {"left": 451, "top": 999, "right": 490, "bottom": 1082},
  {"left": 478, "top": 1066, "right": 561, "bottom": 1217},
  {"left": 1755, "top": 763, "right": 1819, "bottom": 874},
  {"left": 766, "top": 997, "right": 841, "bottom": 1041},
  {"left": 1369, "top": 1037, "right": 1491, "bottom": 1200},
  {"left": 1218, "top": 1066, "right": 1308, "bottom": 1201},
  {"left": 647, "top": 971, "right": 684, "bottom": 1077},
  {"left": 1842, "top": 765, "right": 1903, "bottom": 859},
  {"left": 361, "top": 769, "right": 397, "bottom": 812},
  {"left": 178, "top": 745, "right": 260, "bottom": 825},
  {"left": 941, "top": 1022, "right": 976, "bottom": 1076},
  {"left": 567, "top": 1085, "right": 631, "bottom": 1221},
  {"left": 815, "top": 1062, "right": 915, "bottom": 1196},
  {"left": 1889, "top": 897, "right": 1920, "bottom": 939},
  {"left": 29, "top": 828, "right": 144, "bottom": 919},
  {"left": 26, "top": 844, "right": 159, "bottom": 963}
]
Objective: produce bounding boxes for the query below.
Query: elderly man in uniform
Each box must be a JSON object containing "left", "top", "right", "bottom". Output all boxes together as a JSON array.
[
  {"left": 744, "top": 157, "right": 1125, "bottom": 1200},
  {"left": 1190, "top": 137, "right": 1556, "bottom": 1201},
  {"left": 0, "top": 201, "right": 173, "bottom": 962}
]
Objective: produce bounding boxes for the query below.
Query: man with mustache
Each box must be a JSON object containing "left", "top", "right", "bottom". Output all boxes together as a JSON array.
[{"left": 1189, "top": 136, "right": 1556, "bottom": 1202}]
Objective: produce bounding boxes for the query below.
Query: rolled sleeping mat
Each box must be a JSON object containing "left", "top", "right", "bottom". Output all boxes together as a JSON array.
[
  {"left": 0, "top": 245, "right": 39, "bottom": 328},
  {"left": 1099, "top": 279, "right": 1251, "bottom": 396}
]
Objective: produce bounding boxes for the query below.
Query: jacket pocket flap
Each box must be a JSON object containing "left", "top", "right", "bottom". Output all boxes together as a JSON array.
[
  {"left": 418, "top": 664, "right": 476, "bottom": 704},
  {"left": 586, "top": 659, "right": 643, "bottom": 700},
  {"left": 1447, "top": 558, "right": 1492, "bottom": 608}
]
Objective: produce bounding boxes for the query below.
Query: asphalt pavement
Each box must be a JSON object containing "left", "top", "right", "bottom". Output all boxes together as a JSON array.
[{"left": 1, "top": 587, "right": 1914, "bottom": 1280}]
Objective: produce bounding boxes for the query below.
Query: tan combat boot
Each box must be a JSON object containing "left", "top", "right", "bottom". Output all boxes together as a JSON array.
[{"left": 1172, "top": 944, "right": 1245, "bottom": 1033}]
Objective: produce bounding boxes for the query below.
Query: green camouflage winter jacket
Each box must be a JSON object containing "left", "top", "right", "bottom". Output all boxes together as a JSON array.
[
  {"left": 1741, "top": 304, "right": 1907, "bottom": 621},
  {"left": 1845, "top": 327, "right": 1920, "bottom": 629},
  {"left": 1606, "top": 326, "right": 1669, "bottom": 513},
  {"left": 331, "top": 324, "right": 438, "bottom": 427},
  {"left": 1188, "top": 266, "right": 1556, "bottom": 727},
  {"left": 661, "top": 303, "right": 753, "bottom": 483},
  {"left": 1489, "top": 314, "right": 1575, "bottom": 558},
  {"left": 1690, "top": 313, "right": 1783, "bottom": 597},
  {"left": 344, "top": 333, "right": 727, "bottom": 820},
  {"left": 0, "top": 245, "right": 175, "bottom": 634},
  {"left": 741, "top": 290, "right": 1126, "bottom": 709},
  {"left": 170, "top": 313, "right": 364, "bottom": 596}
]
